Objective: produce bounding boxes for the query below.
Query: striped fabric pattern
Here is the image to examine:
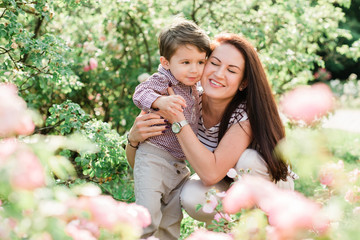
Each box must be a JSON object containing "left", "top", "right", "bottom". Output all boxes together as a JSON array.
[{"left": 197, "top": 96, "right": 248, "bottom": 152}]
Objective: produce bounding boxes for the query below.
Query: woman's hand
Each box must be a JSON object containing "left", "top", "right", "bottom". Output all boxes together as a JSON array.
[
  {"left": 126, "top": 110, "right": 169, "bottom": 169},
  {"left": 128, "top": 110, "right": 169, "bottom": 146}
]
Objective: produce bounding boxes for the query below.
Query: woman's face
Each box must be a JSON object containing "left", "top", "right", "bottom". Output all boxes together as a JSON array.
[{"left": 201, "top": 43, "right": 245, "bottom": 101}]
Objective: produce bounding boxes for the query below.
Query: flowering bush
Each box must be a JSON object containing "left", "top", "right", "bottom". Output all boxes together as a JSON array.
[
  {"left": 0, "top": 84, "right": 150, "bottom": 239},
  {"left": 280, "top": 83, "right": 334, "bottom": 125}
]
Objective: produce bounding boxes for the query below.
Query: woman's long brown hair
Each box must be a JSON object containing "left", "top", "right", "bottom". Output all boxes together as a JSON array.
[{"left": 215, "top": 33, "right": 288, "bottom": 182}]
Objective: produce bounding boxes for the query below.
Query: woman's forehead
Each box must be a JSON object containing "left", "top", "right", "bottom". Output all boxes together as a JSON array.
[{"left": 211, "top": 44, "right": 245, "bottom": 66}]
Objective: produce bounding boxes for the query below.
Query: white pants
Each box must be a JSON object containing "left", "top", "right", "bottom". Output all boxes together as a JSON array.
[
  {"left": 180, "top": 149, "right": 295, "bottom": 224},
  {"left": 134, "top": 142, "right": 190, "bottom": 239}
]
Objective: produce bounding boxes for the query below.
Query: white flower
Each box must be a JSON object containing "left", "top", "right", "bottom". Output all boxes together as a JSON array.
[
  {"left": 227, "top": 168, "right": 237, "bottom": 179},
  {"left": 137, "top": 73, "right": 150, "bottom": 83}
]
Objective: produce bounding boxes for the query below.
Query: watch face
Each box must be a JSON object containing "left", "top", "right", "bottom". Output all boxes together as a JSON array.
[{"left": 172, "top": 122, "right": 181, "bottom": 133}]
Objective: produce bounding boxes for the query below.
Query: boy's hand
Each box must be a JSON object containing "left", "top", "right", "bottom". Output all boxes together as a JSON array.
[{"left": 152, "top": 95, "right": 187, "bottom": 116}]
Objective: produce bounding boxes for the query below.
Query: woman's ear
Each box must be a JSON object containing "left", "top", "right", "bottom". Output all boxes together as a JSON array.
[
  {"left": 239, "top": 79, "right": 248, "bottom": 91},
  {"left": 160, "top": 56, "right": 170, "bottom": 70}
]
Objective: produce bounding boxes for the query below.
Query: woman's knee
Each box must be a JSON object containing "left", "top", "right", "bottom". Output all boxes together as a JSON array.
[
  {"left": 180, "top": 175, "right": 228, "bottom": 223},
  {"left": 235, "top": 149, "right": 271, "bottom": 180}
]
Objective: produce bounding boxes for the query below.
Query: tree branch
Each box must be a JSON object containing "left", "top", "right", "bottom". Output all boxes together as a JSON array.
[
  {"left": 0, "top": 8, "right": 7, "bottom": 18},
  {"left": 126, "top": 12, "right": 152, "bottom": 72}
]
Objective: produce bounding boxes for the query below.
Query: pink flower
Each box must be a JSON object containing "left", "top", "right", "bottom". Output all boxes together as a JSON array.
[
  {"left": 319, "top": 160, "right": 344, "bottom": 187},
  {"left": 223, "top": 175, "right": 329, "bottom": 238},
  {"left": 15, "top": 114, "right": 35, "bottom": 136},
  {"left": 10, "top": 149, "right": 46, "bottom": 190},
  {"left": 214, "top": 212, "right": 232, "bottom": 222},
  {"left": 353, "top": 207, "right": 360, "bottom": 215},
  {"left": 280, "top": 83, "right": 334, "bottom": 124},
  {"left": 65, "top": 220, "right": 98, "bottom": 240},
  {"left": 344, "top": 187, "right": 360, "bottom": 204},
  {"left": 87, "top": 195, "right": 121, "bottom": 230},
  {"left": 222, "top": 180, "right": 257, "bottom": 213},
  {"left": 348, "top": 168, "right": 360, "bottom": 183},
  {"left": 0, "top": 138, "right": 18, "bottom": 166},
  {"left": 202, "top": 194, "right": 218, "bottom": 213},
  {"left": 89, "top": 58, "right": 98, "bottom": 70},
  {"left": 83, "top": 65, "right": 91, "bottom": 72},
  {"left": 227, "top": 168, "right": 237, "bottom": 179},
  {"left": 186, "top": 229, "right": 233, "bottom": 240},
  {"left": 126, "top": 203, "right": 151, "bottom": 228},
  {"left": 0, "top": 83, "right": 35, "bottom": 137}
]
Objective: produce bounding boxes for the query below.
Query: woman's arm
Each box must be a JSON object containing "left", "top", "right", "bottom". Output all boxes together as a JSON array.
[
  {"left": 165, "top": 88, "right": 252, "bottom": 186},
  {"left": 177, "top": 120, "right": 252, "bottom": 186},
  {"left": 125, "top": 111, "right": 169, "bottom": 168}
]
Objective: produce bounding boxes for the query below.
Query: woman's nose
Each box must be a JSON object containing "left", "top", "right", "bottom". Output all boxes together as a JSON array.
[{"left": 214, "top": 66, "right": 225, "bottom": 79}]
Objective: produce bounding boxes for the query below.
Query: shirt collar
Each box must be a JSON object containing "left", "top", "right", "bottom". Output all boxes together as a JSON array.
[{"left": 158, "top": 64, "right": 180, "bottom": 86}]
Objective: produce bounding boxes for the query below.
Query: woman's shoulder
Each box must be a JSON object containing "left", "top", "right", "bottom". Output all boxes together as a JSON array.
[{"left": 230, "top": 102, "right": 248, "bottom": 124}]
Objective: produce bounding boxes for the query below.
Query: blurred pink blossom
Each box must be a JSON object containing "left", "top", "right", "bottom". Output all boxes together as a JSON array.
[
  {"left": 0, "top": 138, "right": 18, "bottom": 166},
  {"left": 222, "top": 180, "right": 256, "bottom": 213},
  {"left": 202, "top": 194, "right": 218, "bottom": 213},
  {"left": 319, "top": 160, "right": 344, "bottom": 187},
  {"left": 15, "top": 114, "right": 35, "bottom": 136},
  {"left": 89, "top": 58, "right": 98, "bottom": 70},
  {"left": 216, "top": 191, "right": 226, "bottom": 198},
  {"left": 87, "top": 195, "right": 123, "bottom": 230},
  {"left": 353, "top": 207, "right": 360, "bottom": 215},
  {"left": 0, "top": 83, "right": 35, "bottom": 137},
  {"left": 66, "top": 195, "right": 151, "bottom": 235},
  {"left": 280, "top": 83, "right": 334, "bottom": 124},
  {"left": 344, "top": 187, "right": 360, "bottom": 204},
  {"left": 126, "top": 203, "right": 151, "bottom": 228},
  {"left": 65, "top": 219, "right": 98, "bottom": 240},
  {"left": 223, "top": 175, "right": 329, "bottom": 239},
  {"left": 83, "top": 65, "right": 91, "bottom": 72},
  {"left": 214, "top": 212, "right": 232, "bottom": 222},
  {"left": 314, "top": 68, "right": 332, "bottom": 81},
  {"left": 348, "top": 168, "right": 360, "bottom": 183},
  {"left": 10, "top": 149, "right": 46, "bottom": 190},
  {"left": 185, "top": 229, "right": 233, "bottom": 240}
]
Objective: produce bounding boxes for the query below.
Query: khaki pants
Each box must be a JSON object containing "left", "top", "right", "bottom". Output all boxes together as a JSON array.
[
  {"left": 134, "top": 142, "right": 190, "bottom": 240},
  {"left": 180, "top": 149, "right": 295, "bottom": 224}
]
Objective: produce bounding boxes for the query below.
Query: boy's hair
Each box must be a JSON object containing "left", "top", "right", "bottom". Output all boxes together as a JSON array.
[{"left": 158, "top": 18, "right": 211, "bottom": 60}]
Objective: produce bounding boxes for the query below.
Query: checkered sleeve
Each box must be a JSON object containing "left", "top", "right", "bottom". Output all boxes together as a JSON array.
[{"left": 133, "top": 72, "right": 170, "bottom": 111}]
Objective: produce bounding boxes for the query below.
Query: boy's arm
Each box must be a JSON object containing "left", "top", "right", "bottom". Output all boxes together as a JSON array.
[
  {"left": 132, "top": 74, "right": 165, "bottom": 111},
  {"left": 133, "top": 74, "right": 186, "bottom": 114}
]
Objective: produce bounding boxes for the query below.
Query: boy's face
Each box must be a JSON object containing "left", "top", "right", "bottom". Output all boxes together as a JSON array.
[{"left": 161, "top": 44, "right": 207, "bottom": 86}]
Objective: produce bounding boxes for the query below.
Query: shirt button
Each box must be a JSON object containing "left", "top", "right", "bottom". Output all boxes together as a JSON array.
[{"left": 176, "top": 170, "right": 181, "bottom": 174}]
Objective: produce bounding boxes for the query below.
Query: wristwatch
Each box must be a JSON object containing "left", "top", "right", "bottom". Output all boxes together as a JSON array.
[{"left": 171, "top": 120, "right": 189, "bottom": 134}]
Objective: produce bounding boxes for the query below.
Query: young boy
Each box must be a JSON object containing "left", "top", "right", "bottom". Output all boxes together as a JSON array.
[{"left": 131, "top": 18, "right": 211, "bottom": 239}]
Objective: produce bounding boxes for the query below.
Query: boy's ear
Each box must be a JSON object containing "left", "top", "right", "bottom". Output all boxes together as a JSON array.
[{"left": 160, "top": 56, "right": 170, "bottom": 70}]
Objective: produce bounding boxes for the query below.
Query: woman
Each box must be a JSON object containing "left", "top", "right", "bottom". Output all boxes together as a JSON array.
[{"left": 126, "top": 33, "right": 295, "bottom": 224}]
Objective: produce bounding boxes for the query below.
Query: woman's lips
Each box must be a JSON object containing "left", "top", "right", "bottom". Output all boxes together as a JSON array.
[{"left": 209, "top": 79, "right": 224, "bottom": 87}]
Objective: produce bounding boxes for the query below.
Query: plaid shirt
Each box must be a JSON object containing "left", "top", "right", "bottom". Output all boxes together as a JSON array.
[{"left": 133, "top": 65, "right": 200, "bottom": 160}]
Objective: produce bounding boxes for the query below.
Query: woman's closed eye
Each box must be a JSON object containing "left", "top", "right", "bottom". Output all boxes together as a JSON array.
[{"left": 210, "top": 61, "right": 219, "bottom": 66}]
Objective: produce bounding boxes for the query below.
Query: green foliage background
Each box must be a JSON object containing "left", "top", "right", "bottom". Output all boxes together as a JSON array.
[{"left": 1, "top": 0, "right": 360, "bottom": 201}]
